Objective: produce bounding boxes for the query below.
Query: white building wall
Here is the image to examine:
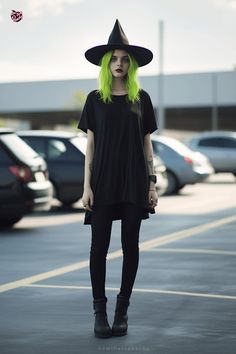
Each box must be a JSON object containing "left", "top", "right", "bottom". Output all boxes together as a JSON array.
[
  {"left": 217, "top": 71, "right": 236, "bottom": 105},
  {"left": 0, "top": 70, "right": 235, "bottom": 113},
  {"left": 0, "top": 79, "right": 97, "bottom": 112},
  {"left": 140, "top": 71, "right": 236, "bottom": 108}
]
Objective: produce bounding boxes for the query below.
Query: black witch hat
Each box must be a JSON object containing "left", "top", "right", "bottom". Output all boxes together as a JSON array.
[{"left": 85, "top": 19, "right": 153, "bottom": 67}]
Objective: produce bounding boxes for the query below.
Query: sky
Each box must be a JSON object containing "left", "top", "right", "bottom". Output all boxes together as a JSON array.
[{"left": 0, "top": 0, "right": 236, "bottom": 83}]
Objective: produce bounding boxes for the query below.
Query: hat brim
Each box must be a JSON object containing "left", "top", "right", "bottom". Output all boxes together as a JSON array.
[{"left": 85, "top": 44, "right": 153, "bottom": 67}]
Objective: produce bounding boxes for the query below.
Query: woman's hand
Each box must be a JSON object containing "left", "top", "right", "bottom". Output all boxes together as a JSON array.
[
  {"left": 81, "top": 186, "right": 94, "bottom": 212},
  {"left": 148, "top": 189, "right": 158, "bottom": 209}
]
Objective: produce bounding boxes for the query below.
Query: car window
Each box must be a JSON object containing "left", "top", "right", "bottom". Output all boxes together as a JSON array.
[
  {"left": 220, "top": 138, "right": 236, "bottom": 148},
  {"left": 0, "top": 134, "right": 38, "bottom": 161},
  {"left": 0, "top": 147, "right": 13, "bottom": 164},
  {"left": 21, "top": 137, "right": 46, "bottom": 158},
  {"left": 198, "top": 138, "right": 221, "bottom": 147},
  {"left": 199, "top": 137, "right": 236, "bottom": 148},
  {"left": 47, "top": 139, "right": 82, "bottom": 161}
]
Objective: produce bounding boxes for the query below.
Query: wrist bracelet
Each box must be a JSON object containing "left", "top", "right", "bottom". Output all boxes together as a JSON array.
[{"left": 149, "top": 175, "right": 157, "bottom": 184}]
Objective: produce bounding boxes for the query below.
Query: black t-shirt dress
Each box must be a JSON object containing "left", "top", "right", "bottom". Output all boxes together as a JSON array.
[{"left": 77, "top": 88, "right": 158, "bottom": 225}]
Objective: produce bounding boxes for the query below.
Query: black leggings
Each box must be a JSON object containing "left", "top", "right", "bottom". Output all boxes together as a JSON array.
[{"left": 90, "top": 203, "right": 143, "bottom": 300}]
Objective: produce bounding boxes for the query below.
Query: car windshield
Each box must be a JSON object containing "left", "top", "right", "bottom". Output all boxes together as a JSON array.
[
  {"left": 70, "top": 136, "right": 87, "bottom": 155},
  {"left": 1, "top": 133, "right": 38, "bottom": 161},
  {"left": 157, "top": 137, "right": 194, "bottom": 155}
]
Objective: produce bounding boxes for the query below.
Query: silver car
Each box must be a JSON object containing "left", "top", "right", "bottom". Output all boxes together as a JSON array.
[
  {"left": 186, "top": 131, "right": 236, "bottom": 176},
  {"left": 152, "top": 155, "right": 168, "bottom": 196},
  {"left": 151, "top": 135, "right": 214, "bottom": 194}
]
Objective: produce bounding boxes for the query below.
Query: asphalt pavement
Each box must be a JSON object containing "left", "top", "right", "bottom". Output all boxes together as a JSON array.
[{"left": 0, "top": 174, "right": 236, "bottom": 354}]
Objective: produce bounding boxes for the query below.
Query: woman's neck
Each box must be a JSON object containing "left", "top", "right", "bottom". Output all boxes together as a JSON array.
[{"left": 111, "top": 77, "right": 127, "bottom": 92}]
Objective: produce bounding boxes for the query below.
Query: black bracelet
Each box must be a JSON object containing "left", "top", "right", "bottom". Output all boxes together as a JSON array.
[{"left": 149, "top": 175, "right": 157, "bottom": 184}]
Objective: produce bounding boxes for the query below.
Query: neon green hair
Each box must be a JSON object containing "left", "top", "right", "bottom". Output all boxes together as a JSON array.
[{"left": 97, "top": 50, "right": 140, "bottom": 103}]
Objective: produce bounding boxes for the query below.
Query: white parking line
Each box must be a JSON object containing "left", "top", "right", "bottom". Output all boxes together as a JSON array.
[
  {"left": 25, "top": 284, "right": 236, "bottom": 301},
  {"left": 145, "top": 248, "right": 236, "bottom": 256},
  {"left": 1, "top": 213, "right": 236, "bottom": 294},
  {"left": 17, "top": 213, "right": 84, "bottom": 228}
]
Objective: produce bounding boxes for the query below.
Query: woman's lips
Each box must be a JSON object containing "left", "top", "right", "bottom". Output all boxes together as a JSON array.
[{"left": 115, "top": 69, "right": 123, "bottom": 73}]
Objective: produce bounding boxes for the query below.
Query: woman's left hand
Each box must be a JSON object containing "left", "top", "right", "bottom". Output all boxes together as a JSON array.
[{"left": 149, "top": 189, "right": 158, "bottom": 208}]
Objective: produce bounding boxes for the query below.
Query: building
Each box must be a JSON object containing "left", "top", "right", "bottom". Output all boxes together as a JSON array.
[{"left": 0, "top": 70, "right": 235, "bottom": 132}]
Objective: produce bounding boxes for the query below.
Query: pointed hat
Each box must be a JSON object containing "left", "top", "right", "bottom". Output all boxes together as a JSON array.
[{"left": 85, "top": 19, "right": 153, "bottom": 67}]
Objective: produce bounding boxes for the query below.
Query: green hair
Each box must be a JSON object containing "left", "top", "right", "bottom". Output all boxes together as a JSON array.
[{"left": 97, "top": 50, "right": 140, "bottom": 103}]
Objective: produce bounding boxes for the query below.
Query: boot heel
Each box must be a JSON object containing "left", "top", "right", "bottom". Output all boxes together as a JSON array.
[
  {"left": 112, "top": 295, "right": 130, "bottom": 336},
  {"left": 93, "top": 297, "right": 112, "bottom": 338}
]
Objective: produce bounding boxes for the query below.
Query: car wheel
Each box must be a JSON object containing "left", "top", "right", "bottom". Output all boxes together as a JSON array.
[
  {"left": 165, "top": 171, "right": 179, "bottom": 195},
  {"left": 0, "top": 216, "right": 23, "bottom": 228},
  {"left": 177, "top": 184, "right": 186, "bottom": 191},
  {"left": 51, "top": 182, "right": 58, "bottom": 199}
]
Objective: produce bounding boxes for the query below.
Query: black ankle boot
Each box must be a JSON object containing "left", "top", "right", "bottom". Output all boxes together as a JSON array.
[
  {"left": 93, "top": 297, "right": 112, "bottom": 338},
  {"left": 112, "top": 295, "right": 130, "bottom": 336}
]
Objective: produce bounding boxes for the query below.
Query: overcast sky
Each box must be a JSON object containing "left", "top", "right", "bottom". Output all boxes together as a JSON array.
[{"left": 0, "top": 0, "right": 236, "bottom": 83}]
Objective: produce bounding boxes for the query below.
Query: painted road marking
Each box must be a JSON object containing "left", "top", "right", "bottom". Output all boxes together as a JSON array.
[
  {"left": 145, "top": 248, "right": 236, "bottom": 256},
  {"left": 17, "top": 212, "right": 84, "bottom": 228},
  {"left": 25, "top": 284, "right": 236, "bottom": 301},
  {"left": 138, "top": 214, "right": 236, "bottom": 251},
  {"left": 1, "top": 213, "right": 236, "bottom": 294}
]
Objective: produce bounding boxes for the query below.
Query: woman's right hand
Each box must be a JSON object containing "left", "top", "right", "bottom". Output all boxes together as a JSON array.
[{"left": 81, "top": 187, "right": 94, "bottom": 212}]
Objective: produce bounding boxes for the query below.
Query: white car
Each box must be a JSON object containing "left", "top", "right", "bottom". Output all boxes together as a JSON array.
[
  {"left": 151, "top": 135, "right": 214, "bottom": 194},
  {"left": 186, "top": 131, "right": 236, "bottom": 176}
]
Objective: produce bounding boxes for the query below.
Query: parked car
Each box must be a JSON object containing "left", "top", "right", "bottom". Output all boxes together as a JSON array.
[
  {"left": 151, "top": 135, "right": 214, "bottom": 194},
  {"left": 18, "top": 130, "right": 87, "bottom": 205},
  {"left": 18, "top": 130, "right": 168, "bottom": 203},
  {"left": 0, "top": 129, "right": 52, "bottom": 227},
  {"left": 185, "top": 131, "right": 236, "bottom": 176},
  {"left": 152, "top": 155, "right": 168, "bottom": 196}
]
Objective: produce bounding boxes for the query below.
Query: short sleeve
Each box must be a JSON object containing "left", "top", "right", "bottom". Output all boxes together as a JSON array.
[
  {"left": 142, "top": 91, "right": 158, "bottom": 136},
  {"left": 77, "top": 92, "right": 95, "bottom": 134}
]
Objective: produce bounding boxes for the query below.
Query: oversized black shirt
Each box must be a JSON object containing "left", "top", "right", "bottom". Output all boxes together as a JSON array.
[{"left": 77, "top": 89, "right": 158, "bottom": 225}]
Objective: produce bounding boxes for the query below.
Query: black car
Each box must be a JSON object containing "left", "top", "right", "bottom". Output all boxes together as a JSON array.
[
  {"left": 18, "top": 130, "right": 86, "bottom": 206},
  {"left": 0, "top": 129, "right": 52, "bottom": 227}
]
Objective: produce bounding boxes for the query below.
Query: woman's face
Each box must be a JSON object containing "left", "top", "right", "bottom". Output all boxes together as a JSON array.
[{"left": 109, "top": 49, "right": 130, "bottom": 78}]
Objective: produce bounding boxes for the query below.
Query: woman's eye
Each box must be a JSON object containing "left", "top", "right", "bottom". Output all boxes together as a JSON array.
[{"left": 110, "top": 57, "right": 129, "bottom": 63}]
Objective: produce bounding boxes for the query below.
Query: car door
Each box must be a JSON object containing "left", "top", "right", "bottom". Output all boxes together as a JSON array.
[
  {"left": 46, "top": 138, "right": 84, "bottom": 204},
  {"left": 197, "top": 137, "right": 229, "bottom": 171},
  {"left": 218, "top": 137, "right": 236, "bottom": 172}
]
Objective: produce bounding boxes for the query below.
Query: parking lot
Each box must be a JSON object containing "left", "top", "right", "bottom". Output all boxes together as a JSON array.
[{"left": 0, "top": 173, "right": 236, "bottom": 354}]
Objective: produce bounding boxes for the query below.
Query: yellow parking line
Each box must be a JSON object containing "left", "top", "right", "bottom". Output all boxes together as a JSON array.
[
  {"left": 26, "top": 284, "right": 236, "bottom": 301},
  {"left": 1, "top": 213, "right": 236, "bottom": 294},
  {"left": 0, "top": 260, "right": 89, "bottom": 293},
  {"left": 138, "top": 214, "right": 236, "bottom": 251},
  {"left": 145, "top": 248, "right": 236, "bottom": 256}
]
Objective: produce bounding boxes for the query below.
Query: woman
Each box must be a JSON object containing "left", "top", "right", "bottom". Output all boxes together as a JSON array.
[{"left": 78, "top": 19, "right": 158, "bottom": 338}]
